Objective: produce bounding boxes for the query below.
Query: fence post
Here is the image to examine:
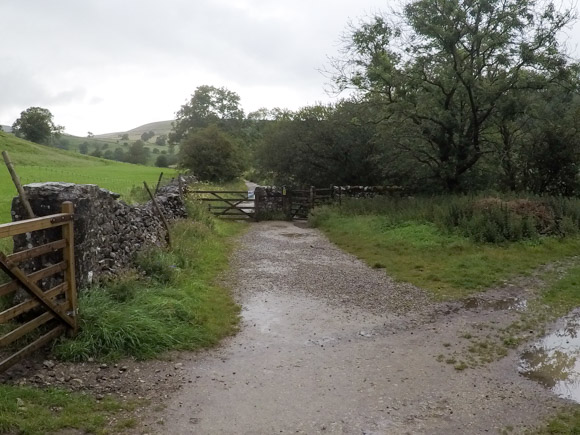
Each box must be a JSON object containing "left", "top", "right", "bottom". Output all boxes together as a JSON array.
[
  {"left": 2, "top": 151, "right": 35, "bottom": 219},
  {"left": 178, "top": 176, "right": 184, "bottom": 201},
  {"left": 282, "top": 186, "right": 292, "bottom": 220},
  {"left": 309, "top": 186, "right": 315, "bottom": 210},
  {"left": 144, "top": 182, "right": 172, "bottom": 248},
  {"left": 61, "top": 201, "right": 78, "bottom": 336},
  {"left": 154, "top": 172, "right": 164, "bottom": 195}
]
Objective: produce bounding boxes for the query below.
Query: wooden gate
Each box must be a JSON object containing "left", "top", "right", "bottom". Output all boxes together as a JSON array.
[
  {"left": 190, "top": 190, "right": 255, "bottom": 219},
  {"left": 0, "top": 202, "right": 77, "bottom": 373},
  {"left": 289, "top": 187, "right": 333, "bottom": 219}
]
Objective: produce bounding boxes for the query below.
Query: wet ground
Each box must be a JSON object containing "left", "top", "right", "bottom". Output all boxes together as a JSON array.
[
  {"left": 520, "top": 310, "right": 580, "bottom": 403},
  {"left": 149, "top": 221, "right": 571, "bottom": 434}
]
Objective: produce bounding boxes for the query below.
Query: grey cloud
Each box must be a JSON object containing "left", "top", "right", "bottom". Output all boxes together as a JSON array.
[{"left": 3, "top": 0, "right": 577, "bottom": 132}]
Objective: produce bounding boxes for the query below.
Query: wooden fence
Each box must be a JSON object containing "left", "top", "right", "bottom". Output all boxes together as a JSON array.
[
  {"left": 190, "top": 190, "right": 256, "bottom": 219},
  {"left": 0, "top": 202, "right": 77, "bottom": 373},
  {"left": 289, "top": 187, "right": 333, "bottom": 219}
]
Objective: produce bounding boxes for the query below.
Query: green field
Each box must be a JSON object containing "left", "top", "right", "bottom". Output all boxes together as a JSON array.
[
  {"left": 0, "top": 131, "right": 179, "bottom": 224},
  {"left": 56, "top": 133, "right": 175, "bottom": 166}
]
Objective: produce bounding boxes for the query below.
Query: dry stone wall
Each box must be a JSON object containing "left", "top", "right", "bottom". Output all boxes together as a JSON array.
[
  {"left": 334, "top": 185, "right": 403, "bottom": 198},
  {"left": 11, "top": 177, "right": 194, "bottom": 290}
]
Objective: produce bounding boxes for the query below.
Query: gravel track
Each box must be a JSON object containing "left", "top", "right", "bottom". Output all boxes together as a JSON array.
[
  {"left": 230, "top": 221, "right": 432, "bottom": 315},
  {"left": 155, "top": 221, "right": 566, "bottom": 434}
]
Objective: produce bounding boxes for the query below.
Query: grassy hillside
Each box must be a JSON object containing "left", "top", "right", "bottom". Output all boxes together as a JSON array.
[
  {"left": 0, "top": 131, "right": 179, "bottom": 224},
  {"left": 95, "top": 120, "right": 174, "bottom": 141},
  {"left": 57, "top": 134, "right": 175, "bottom": 166}
]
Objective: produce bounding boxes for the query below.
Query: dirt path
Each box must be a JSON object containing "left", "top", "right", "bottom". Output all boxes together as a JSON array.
[{"left": 145, "top": 221, "right": 566, "bottom": 434}]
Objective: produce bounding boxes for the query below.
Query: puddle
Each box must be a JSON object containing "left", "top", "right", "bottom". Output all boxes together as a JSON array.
[
  {"left": 462, "top": 296, "right": 527, "bottom": 312},
  {"left": 519, "top": 310, "right": 580, "bottom": 403}
]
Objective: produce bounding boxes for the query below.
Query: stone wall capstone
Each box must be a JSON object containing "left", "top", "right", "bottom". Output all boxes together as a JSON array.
[{"left": 10, "top": 176, "right": 195, "bottom": 290}]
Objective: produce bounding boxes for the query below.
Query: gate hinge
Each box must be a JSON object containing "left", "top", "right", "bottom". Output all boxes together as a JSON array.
[{"left": 51, "top": 215, "right": 74, "bottom": 224}]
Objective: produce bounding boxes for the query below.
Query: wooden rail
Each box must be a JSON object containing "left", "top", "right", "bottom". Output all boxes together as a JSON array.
[
  {"left": 0, "top": 202, "right": 77, "bottom": 373},
  {"left": 190, "top": 190, "right": 256, "bottom": 219}
]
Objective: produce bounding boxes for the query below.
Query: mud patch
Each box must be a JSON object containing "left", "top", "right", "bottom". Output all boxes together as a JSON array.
[
  {"left": 462, "top": 296, "right": 528, "bottom": 312},
  {"left": 519, "top": 310, "right": 580, "bottom": 403}
]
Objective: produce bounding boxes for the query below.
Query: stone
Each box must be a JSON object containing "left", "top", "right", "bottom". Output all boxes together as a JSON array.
[{"left": 10, "top": 176, "right": 196, "bottom": 291}]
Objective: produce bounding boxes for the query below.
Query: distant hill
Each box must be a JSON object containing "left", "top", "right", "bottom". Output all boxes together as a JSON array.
[
  {"left": 95, "top": 120, "right": 174, "bottom": 141},
  {"left": 1, "top": 125, "right": 12, "bottom": 133}
]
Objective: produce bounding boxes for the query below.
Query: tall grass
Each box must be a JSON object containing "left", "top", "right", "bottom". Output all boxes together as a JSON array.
[
  {"left": 312, "top": 195, "right": 580, "bottom": 243},
  {"left": 54, "top": 202, "right": 243, "bottom": 361}
]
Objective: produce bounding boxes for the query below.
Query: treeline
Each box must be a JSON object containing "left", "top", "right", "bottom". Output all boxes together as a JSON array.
[
  {"left": 254, "top": 0, "right": 580, "bottom": 195},
  {"left": 174, "top": 0, "right": 580, "bottom": 195},
  {"left": 52, "top": 137, "right": 178, "bottom": 168}
]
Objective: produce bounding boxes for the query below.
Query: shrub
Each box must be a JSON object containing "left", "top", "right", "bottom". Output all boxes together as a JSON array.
[{"left": 311, "top": 194, "right": 580, "bottom": 243}]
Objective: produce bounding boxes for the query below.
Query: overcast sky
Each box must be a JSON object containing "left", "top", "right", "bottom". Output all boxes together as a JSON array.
[{"left": 1, "top": 0, "right": 579, "bottom": 136}]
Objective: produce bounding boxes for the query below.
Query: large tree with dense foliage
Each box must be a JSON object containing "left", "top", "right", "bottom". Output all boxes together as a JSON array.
[
  {"left": 11, "top": 107, "right": 63, "bottom": 145},
  {"left": 332, "top": 0, "right": 577, "bottom": 191},
  {"left": 256, "top": 102, "right": 386, "bottom": 186},
  {"left": 125, "top": 140, "right": 150, "bottom": 165},
  {"left": 170, "top": 85, "right": 244, "bottom": 143},
  {"left": 179, "top": 125, "right": 243, "bottom": 181}
]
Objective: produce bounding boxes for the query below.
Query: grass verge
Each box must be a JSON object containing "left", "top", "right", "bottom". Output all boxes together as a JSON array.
[
  {"left": 311, "top": 211, "right": 580, "bottom": 300},
  {"left": 0, "top": 385, "right": 138, "bottom": 435},
  {"left": 531, "top": 407, "right": 580, "bottom": 434},
  {"left": 1, "top": 202, "right": 244, "bottom": 433},
  {"left": 54, "top": 205, "right": 243, "bottom": 361}
]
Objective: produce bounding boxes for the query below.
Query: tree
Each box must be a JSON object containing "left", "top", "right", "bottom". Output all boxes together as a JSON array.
[
  {"left": 12, "top": 107, "right": 63, "bottom": 145},
  {"left": 179, "top": 125, "right": 243, "bottom": 181},
  {"left": 79, "top": 142, "right": 89, "bottom": 154},
  {"left": 155, "top": 134, "right": 167, "bottom": 146},
  {"left": 155, "top": 154, "right": 169, "bottom": 167},
  {"left": 125, "top": 140, "right": 150, "bottom": 165},
  {"left": 141, "top": 130, "right": 155, "bottom": 142},
  {"left": 170, "top": 85, "right": 244, "bottom": 143},
  {"left": 333, "top": 0, "right": 576, "bottom": 191},
  {"left": 256, "top": 102, "right": 385, "bottom": 186},
  {"left": 113, "top": 147, "right": 126, "bottom": 161},
  {"left": 520, "top": 91, "right": 580, "bottom": 195},
  {"left": 120, "top": 133, "right": 129, "bottom": 140}
]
